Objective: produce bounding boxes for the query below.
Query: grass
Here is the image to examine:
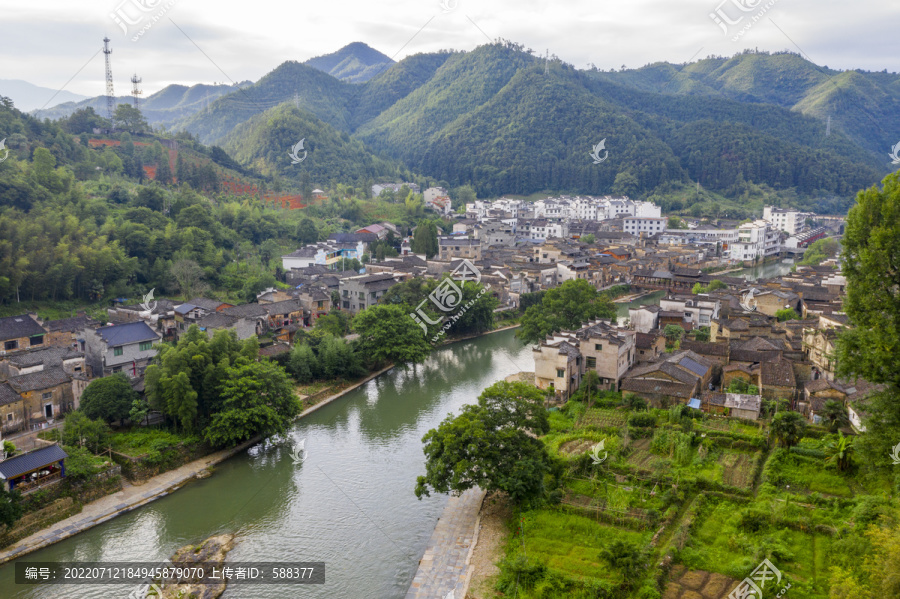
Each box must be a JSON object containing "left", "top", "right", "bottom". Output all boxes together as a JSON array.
[
  {"left": 108, "top": 428, "right": 200, "bottom": 457},
  {"left": 681, "top": 496, "right": 832, "bottom": 598},
  {"left": 763, "top": 450, "right": 854, "bottom": 497},
  {"left": 512, "top": 509, "right": 651, "bottom": 584}
]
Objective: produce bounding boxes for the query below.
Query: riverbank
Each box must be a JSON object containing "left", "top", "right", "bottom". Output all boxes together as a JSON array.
[
  {"left": 0, "top": 325, "right": 522, "bottom": 566},
  {"left": 0, "top": 435, "right": 262, "bottom": 566}
]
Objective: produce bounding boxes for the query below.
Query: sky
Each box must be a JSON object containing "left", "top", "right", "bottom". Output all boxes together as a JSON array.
[{"left": 0, "top": 0, "right": 896, "bottom": 103}]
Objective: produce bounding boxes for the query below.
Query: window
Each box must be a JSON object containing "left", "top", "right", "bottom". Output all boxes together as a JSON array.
[
  {"left": 595, "top": 343, "right": 602, "bottom": 351},
  {"left": 343, "top": 301, "right": 350, "bottom": 309},
  {"left": 74, "top": 366, "right": 82, "bottom": 372},
  {"left": 6, "top": 414, "right": 11, "bottom": 421},
  {"left": 112, "top": 366, "right": 122, "bottom": 373},
  {"left": 556, "top": 369, "right": 565, "bottom": 378},
  {"left": 586, "top": 357, "right": 596, "bottom": 368},
  {"left": 4, "top": 340, "right": 16, "bottom": 351},
  {"left": 30, "top": 335, "right": 44, "bottom": 346},
  {"left": 139, "top": 341, "right": 153, "bottom": 351},
  {"left": 113, "top": 346, "right": 124, "bottom": 356}
]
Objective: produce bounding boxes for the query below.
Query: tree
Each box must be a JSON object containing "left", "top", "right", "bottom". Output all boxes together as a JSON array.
[
  {"left": 612, "top": 171, "right": 638, "bottom": 197},
  {"left": 80, "top": 374, "right": 138, "bottom": 425},
  {"left": 0, "top": 488, "right": 23, "bottom": 528},
  {"left": 415, "top": 381, "right": 552, "bottom": 505},
  {"left": 352, "top": 304, "right": 432, "bottom": 367},
  {"left": 204, "top": 360, "right": 300, "bottom": 447},
  {"left": 668, "top": 216, "right": 687, "bottom": 229},
  {"left": 599, "top": 539, "right": 646, "bottom": 587},
  {"left": 156, "top": 156, "right": 173, "bottom": 185},
  {"left": 169, "top": 259, "right": 206, "bottom": 298},
  {"left": 663, "top": 324, "right": 684, "bottom": 348},
  {"left": 708, "top": 279, "right": 727, "bottom": 291},
  {"left": 63, "top": 106, "right": 107, "bottom": 134},
  {"left": 771, "top": 411, "right": 806, "bottom": 448},
  {"left": 288, "top": 342, "right": 317, "bottom": 383},
  {"left": 691, "top": 283, "right": 707, "bottom": 294},
  {"left": 296, "top": 218, "right": 318, "bottom": 244},
  {"left": 824, "top": 432, "right": 854, "bottom": 472},
  {"left": 411, "top": 220, "right": 439, "bottom": 258},
  {"left": 581, "top": 234, "right": 595, "bottom": 244},
  {"left": 775, "top": 308, "right": 799, "bottom": 322},
  {"left": 800, "top": 237, "right": 840, "bottom": 266},
  {"left": 820, "top": 399, "right": 850, "bottom": 432},
  {"left": 517, "top": 280, "right": 617, "bottom": 344},
  {"left": 692, "top": 326, "right": 711, "bottom": 342},
  {"left": 113, "top": 104, "right": 149, "bottom": 132},
  {"left": 836, "top": 173, "right": 900, "bottom": 467},
  {"left": 61, "top": 411, "right": 110, "bottom": 452},
  {"left": 314, "top": 310, "right": 351, "bottom": 337}
]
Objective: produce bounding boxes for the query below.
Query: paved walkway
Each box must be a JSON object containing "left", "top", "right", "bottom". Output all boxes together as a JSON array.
[
  {"left": 406, "top": 488, "right": 486, "bottom": 599},
  {"left": 0, "top": 436, "right": 261, "bottom": 566}
]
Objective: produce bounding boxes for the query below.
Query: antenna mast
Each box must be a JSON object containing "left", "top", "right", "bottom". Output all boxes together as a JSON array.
[
  {"left": 103, "top": 37, "right": 116, "bottom": 128},
  {"left": 131, "top": 73, "right": 142, "bottom": 109}
]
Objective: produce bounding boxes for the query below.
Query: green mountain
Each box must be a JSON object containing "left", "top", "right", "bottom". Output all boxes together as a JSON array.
[
  {"left": 33, "top": 82, "right": 245, "bottom": 129},
  {"left": 304, "top": 42, "right": 393, "bottom": 83},
  {"left": 590, "top": 51, "right": 900, "bottom": 158},
  {"left": 171, "top": 43, "right": 895, "bottom": 210},
  {"left": 219, "top": 104, "right": 409, "bottom": 185}
]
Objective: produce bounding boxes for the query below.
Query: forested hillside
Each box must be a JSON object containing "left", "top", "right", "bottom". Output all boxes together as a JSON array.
[
  {"left": 304, "top": 42, "right": 394, "bottom": 83},
  {"left": 168, "top": 42, "right": 892, "bottom": 211}
]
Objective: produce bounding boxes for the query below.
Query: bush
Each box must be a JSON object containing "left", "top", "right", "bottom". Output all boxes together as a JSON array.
[
  {"left": 628, "top": 413, "right": 657, "bottom": 427},
  {"left": 496, "top": 555, "right": 547, "bottom": 593}
]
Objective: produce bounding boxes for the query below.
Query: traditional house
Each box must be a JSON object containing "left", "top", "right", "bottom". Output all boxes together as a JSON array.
[
  {"left": 42, "top": 313, "right": 96, "bottom": 349},
  {"left": 634, "top": 332, "right": 665, "bottom": 363},
  {"left": 0, "top": 314, "right": 47, "bottom": 357},
  {"left": 619, "top": 350, "right": 713, "bottom": 407},
  {"left": 0, "top": 382, "right": 26, "bottom": 434},
  {"left": 4, "top": 346, "right": 86, "bottom": 378},
  {"left": 724, "top": 393, "right": 762, "bottom": 420},
  {"left": 533, "top": 341, "right": 582, "bottom": 401},
  {"left": 759, "top": 358, "right": 797, "bottom": 405},
  {"left": 7, "top": 367, "right": 75, "bottom": 428},
  {"left": 195, "top": 313, "right": 257, "bottom": 340},
  {"left": 84, "top": 321, "right": 160, "bottom": 378}
]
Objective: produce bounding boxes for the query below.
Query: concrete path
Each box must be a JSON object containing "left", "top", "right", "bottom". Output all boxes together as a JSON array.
[
  {"left": 406, "top": 488, "right": 486, "bottom": 599},
  {"left": 0, "top": 436, "right": 261, "bottom": 566}
]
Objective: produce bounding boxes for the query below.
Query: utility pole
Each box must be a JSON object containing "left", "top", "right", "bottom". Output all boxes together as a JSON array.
[
  {"left": 103, "top": 37, "right": 116, "bottom": 129},
  {"left": 294, "top": 92, "right": 299, "bottom": 109},
  {"left": 825, "top": 115, "right": 831, "bottom": 137},
  {"left": 131, "top": 73, "right": 142, "bottom": 109},
  {"left": 544, "top": 49, "right": 549, "bottom": 75}
]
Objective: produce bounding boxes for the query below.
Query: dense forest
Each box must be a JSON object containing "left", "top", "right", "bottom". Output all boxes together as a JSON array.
[{"left": 155, "top": 42, "right": 892, "bottom": 212}]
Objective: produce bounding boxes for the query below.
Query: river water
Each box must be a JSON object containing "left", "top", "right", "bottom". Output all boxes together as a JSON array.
[{"left": 0, "top": 329, "right": 534, "bottom": 599}]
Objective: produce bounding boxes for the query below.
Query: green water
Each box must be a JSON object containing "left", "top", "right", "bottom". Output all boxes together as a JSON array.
[{"left": 0, "top": 329, "right": 534, "bottom": 599}]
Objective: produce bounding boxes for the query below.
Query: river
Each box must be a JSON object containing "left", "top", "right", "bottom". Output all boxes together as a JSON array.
[{"left": 0, "top": 329, "right": 535, "bottom": 599}]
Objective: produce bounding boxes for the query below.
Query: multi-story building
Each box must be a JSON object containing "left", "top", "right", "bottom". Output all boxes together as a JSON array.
[
  {"left": 763, "top": 206, "right": 814, "bottom": 235},
  {"left": 659, "top": 295, "right": 720, "bottom": 329},
  {"left": 338, "top": 273, "right": 399, "bottom": 314},
  {"left": 438, "top": 237, "right": 482, "bottom": 261},
  {"left": 731, "top": 220, "right": 781, "bottom": 261},
  {"left": 533, "top": 320, "right": 636, "bottom": 399},
  {"left": 623, "top": 216, "right": 667, "bottom": 237},
  {"left": 84, "top": 321, "right": 160, "bottom": 378}
]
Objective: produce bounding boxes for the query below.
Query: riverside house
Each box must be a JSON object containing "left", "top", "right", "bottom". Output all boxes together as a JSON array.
[{"left": 84, "top": 321, "right": 160, "bottom": 378}]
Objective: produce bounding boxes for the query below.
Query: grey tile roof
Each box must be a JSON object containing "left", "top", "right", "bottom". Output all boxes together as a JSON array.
[
  {"left": 0, "top": 383, "right": 21, "bottom": 407},
  {"left": 8, "top": 366, "right": 71, "bottom": 393},
  {"left": 7, "top": 346, "right": 83, "bottom": 368},
  {"left": 96, "top": 321, "right": 159, "bottom": 346},
  {"left": 43, "top": 315, "right": 94, "bottom": 333},
  {"left": 0, "top": 315, "right": 47, "bottom": 342},
  {"left": 187, "top": 298, "right": 230, "bottom": 311},
  {"left": 222, "top": 304, "right": 269, "bottom": 318},
  {"left": 0, "top": 444, "right": 68, "bottom": 480},
  {"left": 260, "top": 300, "right": 302, "bottom": 315},
  {"left": 197, "top": 313, "right": 240, "bottom": 329}
]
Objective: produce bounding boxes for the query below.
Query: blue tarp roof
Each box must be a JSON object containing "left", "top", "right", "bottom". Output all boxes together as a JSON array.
[{"left": 687, "top": 398, "right": 702, "bottom": 410}]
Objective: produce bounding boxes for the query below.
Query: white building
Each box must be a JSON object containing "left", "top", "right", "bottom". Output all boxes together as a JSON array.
[
  {"left": 731, "top": 220, "right": 781, "bottom": 261},
  {"left": 763, "top": 206, "right": 813, "bottom": 235},
  {"left": 623, "top": 217, "right": 667, "bottom": 237}
]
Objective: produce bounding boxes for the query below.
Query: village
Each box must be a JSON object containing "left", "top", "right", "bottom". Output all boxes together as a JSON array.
[{"left": 0, "top": 188, "right": 854, "bottom": 507}]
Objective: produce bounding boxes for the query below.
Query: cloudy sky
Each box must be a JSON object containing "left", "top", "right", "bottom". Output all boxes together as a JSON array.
[{"left": 1, "top": 0, "right": 896, "bottom": 102}]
